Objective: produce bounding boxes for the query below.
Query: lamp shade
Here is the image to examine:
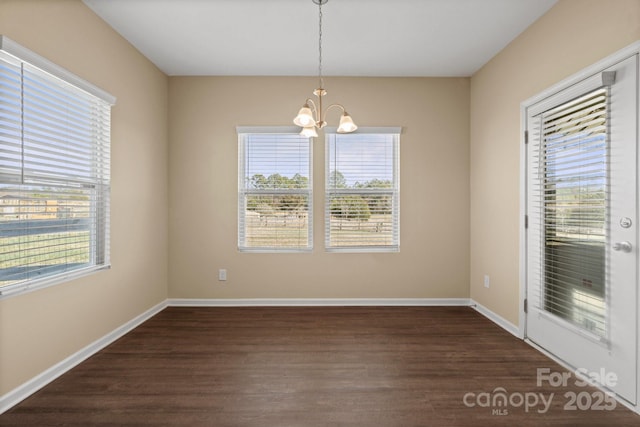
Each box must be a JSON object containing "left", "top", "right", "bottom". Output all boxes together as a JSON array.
[
  {"left": 336, "top": 112, "right": 357, "bottom": 133},
  {"left": 300, "top": 126, "right": 318, "bottom": 138},
  {"left": 293, "top": 105, "right": 315, "bottom": 127}
]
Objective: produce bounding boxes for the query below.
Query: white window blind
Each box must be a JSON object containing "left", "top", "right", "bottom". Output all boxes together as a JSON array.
[
  {"left": 237, "top": 127, "right": 312, "bottom": 252},
  {"left": 325, "top": 128, "right": 400, "bottom": 252},
  {"left": 528, "top": 88, "right": 608, "bottom": 336},
  {"left": 0, "top": 36, "right": 114, "bottom": 296}
]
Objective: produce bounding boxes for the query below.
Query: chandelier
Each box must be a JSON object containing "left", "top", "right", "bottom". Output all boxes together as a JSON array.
[{"left": 293, "top": 0, "right": 357, "bottom": 138}]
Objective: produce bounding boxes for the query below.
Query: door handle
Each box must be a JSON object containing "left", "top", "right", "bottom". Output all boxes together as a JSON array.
[{"left": 613, "top": 241, "right": 632, "bottom": 252}]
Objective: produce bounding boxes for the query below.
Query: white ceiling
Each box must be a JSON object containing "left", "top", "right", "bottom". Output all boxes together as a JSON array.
[{"left": 83, "top": 0, "right": 557, "bottom": 77}]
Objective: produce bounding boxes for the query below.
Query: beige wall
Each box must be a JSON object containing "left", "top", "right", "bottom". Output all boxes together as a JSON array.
[
  {"left": 470, "top": 0, "right": 640, "bottom": 325},
  {"left": 169, "top": 77, "right": 470, "bottom": 299},
  {"left": 0, "top": 0, "right": 169, "bottom": 395}
]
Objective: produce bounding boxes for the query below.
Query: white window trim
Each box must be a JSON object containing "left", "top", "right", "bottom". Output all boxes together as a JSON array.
[{"left": 0, "top": 36, "right": 115, "bottom": 105}]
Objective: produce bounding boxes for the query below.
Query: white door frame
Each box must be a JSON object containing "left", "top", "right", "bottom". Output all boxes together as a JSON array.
[{"left": 519, "top": 40, "right": 640, "bottom": 413}]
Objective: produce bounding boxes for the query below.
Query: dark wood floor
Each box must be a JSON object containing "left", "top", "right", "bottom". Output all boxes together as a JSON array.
[{"left": 1, "top": 306, "right": 639, "bottom": 426}]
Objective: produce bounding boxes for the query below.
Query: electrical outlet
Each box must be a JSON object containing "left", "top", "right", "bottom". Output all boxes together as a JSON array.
[
  {"left": 218, "top": 269, "right": 227, "bottom": 281},
  {"left": 484, "top": 275, "right": 490, "bottom": 289}
]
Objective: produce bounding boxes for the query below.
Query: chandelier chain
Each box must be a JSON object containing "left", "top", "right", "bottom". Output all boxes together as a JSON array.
[{"left": 318, "top": 1, "right": 323, "bottom": 89}]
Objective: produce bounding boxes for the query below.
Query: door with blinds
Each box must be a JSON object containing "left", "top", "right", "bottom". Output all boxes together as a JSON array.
[{"left": 525, "top": 54, "right": 638, "bottom": 404}]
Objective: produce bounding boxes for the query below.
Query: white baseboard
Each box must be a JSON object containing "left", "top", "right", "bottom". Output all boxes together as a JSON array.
[
  {"left": 470, "top": 299, "right": 521, "bottom": 338},
  {"left": 0, "top": 300, "right": 167, "bottom": 415},
  {"left": 168, "top": 297, "right": 473, "bottom": 307}
]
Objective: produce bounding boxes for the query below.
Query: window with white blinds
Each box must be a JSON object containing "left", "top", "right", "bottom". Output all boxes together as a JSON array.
[
  {"left": 0, "top": 36, "right": 114, "bottom": 296},
  {"left": 237, "top": 127, "right": 312, "bottom": 252},
  {"left": 529, "top": 88, "right": 608, "bottom": 336},
  {"left": 325, "top": 128, "right": 400, "bottom": 252}
]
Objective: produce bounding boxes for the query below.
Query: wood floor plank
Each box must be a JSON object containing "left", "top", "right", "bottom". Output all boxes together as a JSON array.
[{"left": 1, "top": 306, "right": 639, "bottom": 426}]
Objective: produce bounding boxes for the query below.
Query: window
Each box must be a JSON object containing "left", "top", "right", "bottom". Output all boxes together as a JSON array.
[
  {"left": 537, "top": 88, "right": 608, "bottom": 335},
  {"left": 0, "top": 36, "right": 115, "bottom": 296},
  {"left": 237, "top": 127, "right": 312, "bottom": 252},
  {"left": 325, "top": 128, "right": 400, "bottom": 252}
]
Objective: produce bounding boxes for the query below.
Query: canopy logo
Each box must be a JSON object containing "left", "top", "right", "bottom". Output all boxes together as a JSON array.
[
  {"left": 463, "top": 388, "right": 553, "bottom": 415},
  {"left": 462, "top": 367, "right": 618, "bottom": 416}
]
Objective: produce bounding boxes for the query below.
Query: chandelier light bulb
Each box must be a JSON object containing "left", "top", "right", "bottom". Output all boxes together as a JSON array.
[
  {"left": 300, "top": 126, "right": 319, "bottom": 138},
  {"left": 337, "top": 112, "right": 358, "bottom": 133},
  {"left": 293, "top": 104, "right": 315, "bottom": 127}
]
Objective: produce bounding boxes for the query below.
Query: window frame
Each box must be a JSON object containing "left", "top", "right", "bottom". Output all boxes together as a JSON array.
[
  {"left": 237, "top": 126, "right": 313, "bottom": 253},
  {"left": 324, "top": 127, "right": 400, "bottom": 253},
  {"left": 0, "top": 36, "right": 115, "bottom": 298}
]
